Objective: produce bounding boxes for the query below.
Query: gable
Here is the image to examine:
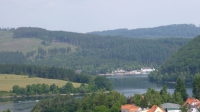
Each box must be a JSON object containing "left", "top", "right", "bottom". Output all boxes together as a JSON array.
[{"left": 155, "top": 107, "right": 164, "bottom": 112}]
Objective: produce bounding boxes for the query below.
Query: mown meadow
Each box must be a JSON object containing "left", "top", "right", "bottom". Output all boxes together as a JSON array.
[{"left": 0, "top": 74, "right": 80, "bottom": 91}]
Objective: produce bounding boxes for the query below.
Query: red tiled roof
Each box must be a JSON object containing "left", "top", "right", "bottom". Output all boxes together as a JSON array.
[
  {"left": 147, "top": 105, "right": 165, "bottom": 112},
  {"left": 184, "top": 97, "right": 200, "bottom": 108},
  {"left": 121, "top": 104, "right": 140, "bottom": 112}
]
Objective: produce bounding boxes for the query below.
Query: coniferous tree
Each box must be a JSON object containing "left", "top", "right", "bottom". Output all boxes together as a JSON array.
[
  {"left": 173, "top": 92, "right": 184, "bottom": 105},
  {"left": 193, "top": 75, "right": 200, "bottom": 99},
  {"left": 160, "top": 85, "right": 168, "bottom": 103},
  {"left": 140, "top": 97, "right": 148, "bottom": 109},
  {"left": 174, "top": 77, "right": 188, "bottom": 101}
]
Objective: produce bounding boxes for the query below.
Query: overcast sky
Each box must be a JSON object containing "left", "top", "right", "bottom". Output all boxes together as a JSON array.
[{"left": 0, "top": 0, "right": 199, "bottom": 33}]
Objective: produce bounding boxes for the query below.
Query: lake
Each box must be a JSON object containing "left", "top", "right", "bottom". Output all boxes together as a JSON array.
[
  {"left": 0, "top": 74, "right": 193, "bottom": 112},
  {"left": 0, "top": 96, "right": 52, "bottom": 112},
  {"left": 107, "top": 74, "right": 192, "bottom": 97}
]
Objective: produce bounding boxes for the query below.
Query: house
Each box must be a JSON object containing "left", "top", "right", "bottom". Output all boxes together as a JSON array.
[
  {"left": 141, "top": 67, "right": 155, "bottom": 74},
  {"left": 121, "top": 104, "right": 142, "bottom": 112},
  {"left": 184, "top": 97, "right": 200, "bottom": 108},
  {"left": 147, "top": 105, "right": 165, "bottom": 112},
  {"left": 161, "top": 103, "right": 181, "bottom": 112}
]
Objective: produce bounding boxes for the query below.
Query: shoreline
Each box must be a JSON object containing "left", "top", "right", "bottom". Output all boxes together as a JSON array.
[
  {"left": 0, "top": 94, "right": 59, "bottom": 99},
  {"left": 156, "top": 81, "right": 192, "bottom": 85},
  {"left": 0, "top": 91, "right": 111, "bottom": 99},
  {"left": 99, "top": 73, "right": 148, "bottom": 76}
]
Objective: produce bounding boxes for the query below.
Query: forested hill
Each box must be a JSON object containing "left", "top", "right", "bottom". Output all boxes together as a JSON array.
[
  {"left": 0, "top": 27, "right": 190, "bottom": 75},
  {"left": 149, "top": 35, "right": 200, "bottom": 83},
  {"left": 88, "top": 24, "right": 200, "bottom": 38}
]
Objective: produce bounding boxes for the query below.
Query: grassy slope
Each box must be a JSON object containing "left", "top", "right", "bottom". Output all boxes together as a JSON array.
[
  {"left": 0, "top": 74, "right": 80, "bottom": 91},
  {"left": 0, "top": 31, "right": 81, "bottom": 91},
  {"left": 0, "top": 30, "right": 77, "bottom": 54}
]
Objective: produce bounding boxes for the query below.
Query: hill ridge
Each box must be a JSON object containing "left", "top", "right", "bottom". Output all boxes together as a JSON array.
[{"left": 88, "top": 24, "right": 200, "bottom": 38}]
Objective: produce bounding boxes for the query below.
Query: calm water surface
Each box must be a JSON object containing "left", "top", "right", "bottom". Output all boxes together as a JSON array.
[
  {"left": 107, "top": 74, "right": 192, "bottom": 97},
  {"left": 0, "top": 74, "right": 193, "bottom": 112},
  {"left": 0, "top": 96, "right": 52, "bottom": 112}
]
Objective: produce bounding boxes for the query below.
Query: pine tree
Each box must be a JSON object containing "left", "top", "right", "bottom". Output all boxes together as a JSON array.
[
  {"left": 140, "top": 97, "right": 148, "bottom": 109},
  {"left": 173, "top": 92, "right": 184, "bottom": 105},
  {"left": 160, "top": 85, "right": 168, "bottom": 103},
  {"left": 174, "top": 77, "right": 188, "bottom": 101},
  {"left": 193, "top": 75, "right": 200, "bottom": 99}
]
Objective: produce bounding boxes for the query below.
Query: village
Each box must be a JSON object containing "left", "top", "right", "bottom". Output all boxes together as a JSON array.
[
  {"left": 99, "top": 67, "right": 156, "bottom": 76},
  {"left": 121, "top": 97, "right": 200, "bottom": 112}
]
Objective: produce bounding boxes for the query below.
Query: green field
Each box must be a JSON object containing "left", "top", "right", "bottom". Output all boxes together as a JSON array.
[
  {"left": 0, "top": 74, "right": 81, "bottom": 91},
  {"left": 0, "top": 30, "right": 77, "bottom": 54}
]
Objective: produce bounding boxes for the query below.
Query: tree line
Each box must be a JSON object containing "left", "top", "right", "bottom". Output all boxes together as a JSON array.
[
  {"left": 31, "top": 91, "right": 126, "bottom": 112},
  {"left": 0, "top": 64, "right": 90, "bottom": 83},
  {"left": 89, "top": 24, "right": 200, "bottom": 38},
  {"left": 12, "top": 76, "right": 113, "bottom": 96}
]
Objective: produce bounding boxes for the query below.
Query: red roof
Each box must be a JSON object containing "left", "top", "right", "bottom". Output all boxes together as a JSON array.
[
  {"left": 147, "top": 105, "right": 165, "bottom": 112},
  {"left": 121, "top": 104, "right": 140, "bottom": 112},
  {"left": 184, "top": 97, "right": 200, "bottom": 108}
]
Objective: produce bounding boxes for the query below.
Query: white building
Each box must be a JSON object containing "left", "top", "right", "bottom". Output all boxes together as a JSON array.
[{"left": 141, "top": 67, "right": 155, "bottom": 73}]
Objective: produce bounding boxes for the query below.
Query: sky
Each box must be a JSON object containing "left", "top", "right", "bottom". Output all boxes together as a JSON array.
[{"left": 0, "top": 0, "right": 200, "bottom": 33}]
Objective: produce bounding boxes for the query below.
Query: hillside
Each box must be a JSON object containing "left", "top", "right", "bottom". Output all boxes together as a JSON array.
[
  {"left": 89, "top": 24, "right": 200, "bottom": 38},
  {"left": 0, "top": 30, "right": 77, "bottom": 54},
  {"left": 148, "top": 35, "right": 200, "bottom": 82},
  {"left": 0, "top": 28, "right": 190, "bottom": 74}
]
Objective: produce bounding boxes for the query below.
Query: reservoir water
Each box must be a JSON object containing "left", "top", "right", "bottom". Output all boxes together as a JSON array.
[
  {"left": 0, "top": 74, "right": 193, "bottom": 112},
  {"left": 0, "top": 96, "right": 49, "bottom": 112},
  {"left": 107, "top": 74, "right": 192, "bottom": 97}
]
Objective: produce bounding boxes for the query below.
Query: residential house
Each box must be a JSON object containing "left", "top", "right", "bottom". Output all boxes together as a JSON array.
[
  {"left": 147, "top": 105, "right": 165, "bottom": 112},
  {"left": 184, "top": 97, "right": 200, "bottom": 108},
  {"left": 121, "top": 104, "right": 142, "bottom": 112}
]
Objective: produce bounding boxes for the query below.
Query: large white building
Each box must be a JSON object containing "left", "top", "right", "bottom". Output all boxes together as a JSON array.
[{"left": 141, "top": 67, "right": 155, "bottom": 73}]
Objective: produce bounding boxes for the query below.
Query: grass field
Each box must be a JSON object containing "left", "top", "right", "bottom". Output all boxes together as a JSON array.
[
  {"left": 0, "top": 30, "right": 77, "bottom": 54},
  {"left": 0, "top": 74, "right": 81, "bottom": 91}
]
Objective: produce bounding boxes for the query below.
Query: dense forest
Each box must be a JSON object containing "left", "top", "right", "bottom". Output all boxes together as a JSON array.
[
  {"left": 0, "top": 64, "right": 89, "bottom": 83},
  {"left": 89, "top": 24, "right": 200, "bottom": 38},
  {"left": 0, "top": 51, "right": 25, "bottom": 64},
  {"left": 149, "top": 35, "right": 200, "bottom": 83},
  {"left": 0, "top": 27, "right": 191, "bottom": 74}
]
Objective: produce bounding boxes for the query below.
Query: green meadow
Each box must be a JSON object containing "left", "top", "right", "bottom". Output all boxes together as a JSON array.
[{"left": 0, "top": 74, "right": 80, "bottom": 91}]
